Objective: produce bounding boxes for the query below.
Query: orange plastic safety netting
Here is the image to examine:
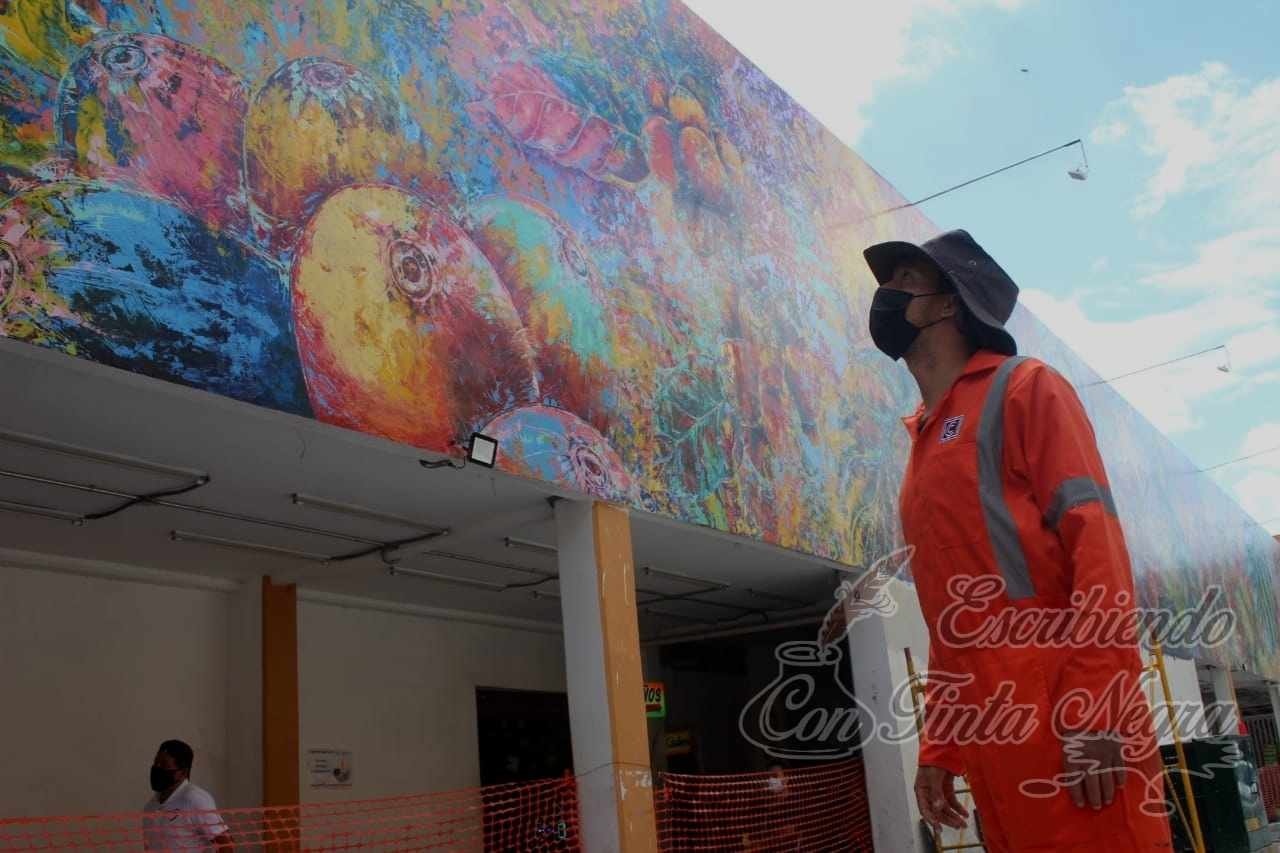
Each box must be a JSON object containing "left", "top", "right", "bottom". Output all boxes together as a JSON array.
[
  {"left": 1261, "top": 764, "right": 1280, "bottom": 821},
  {"left": 655, "top": 757, "right": 874, "bottom": 852},
  {"left": 0, "top": 777, "right": 578, "bottom": 851}
]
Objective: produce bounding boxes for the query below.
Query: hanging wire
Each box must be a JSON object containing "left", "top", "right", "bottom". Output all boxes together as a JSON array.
[
  {"left": 1200, "top": 444, "right": 1280, "bottom": 472},
  {"left": 1082, "top": 344, "right": 1228, "bottom": 388},
  {"left": 82, "top": 475, "right": 210, "bottom": 520},
  {"left": 420, "top": 457, "right": 466, "bottom": 470},
  {"left": 881, "top": 139, "right": 1085, "bottom": 213},
  {"left": 833, "top": 138, "right": 1087, "bottom": 227}
]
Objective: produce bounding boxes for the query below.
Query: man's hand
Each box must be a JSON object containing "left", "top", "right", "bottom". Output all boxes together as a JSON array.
[
  {"left": 1061, "top": 730, "right": 1127, "bottom": 810},
  {"left": 914, "top": 765, "right": 969, "bottom": 830}
]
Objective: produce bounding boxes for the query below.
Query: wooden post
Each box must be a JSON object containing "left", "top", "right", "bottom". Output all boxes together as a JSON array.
[{"left": 262, "top": 577, "right": 299, "bottom": 808}]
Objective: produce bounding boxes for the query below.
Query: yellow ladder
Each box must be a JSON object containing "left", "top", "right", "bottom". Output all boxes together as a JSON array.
[
  {"left": 904, "top": 640, "right": 1206, "bottom": 853},
  {"left": 1143, "top": 640, "right": 1206, "bottom": 853},
  {"left": 904, "top": 648, "right": 985, "bottom": 852}
]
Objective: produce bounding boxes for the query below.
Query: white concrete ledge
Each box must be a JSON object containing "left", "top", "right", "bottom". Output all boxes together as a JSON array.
[
  {"left": 297, "top": 588, "right": 563, "bottom": 635},
  {"left": 0, "top": 548, "right": 563, "bottom": 635},
  {"left": 0, "top": 547, "right": 239, "bottom": 593}
]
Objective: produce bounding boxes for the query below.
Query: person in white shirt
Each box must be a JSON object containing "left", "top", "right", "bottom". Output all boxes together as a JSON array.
[{"left": 142, "top": 740, "right": 233, "bottom": 851}]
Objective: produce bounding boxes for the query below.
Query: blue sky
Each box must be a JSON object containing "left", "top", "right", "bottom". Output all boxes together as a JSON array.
[{"left": 686, "top": 0, "right": 1280, "bottom": 535}]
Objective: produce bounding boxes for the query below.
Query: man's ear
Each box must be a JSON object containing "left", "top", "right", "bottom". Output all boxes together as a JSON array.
[{"left": 941, "top": 293, "right": 960, "bottom": 318}]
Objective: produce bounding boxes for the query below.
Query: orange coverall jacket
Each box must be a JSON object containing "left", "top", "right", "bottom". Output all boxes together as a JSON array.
[{"left": 900, "top": 349, "right": 1172, "bottom": 851}]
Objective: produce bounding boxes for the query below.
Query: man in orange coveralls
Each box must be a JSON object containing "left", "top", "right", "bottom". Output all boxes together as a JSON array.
[{"left": 862, "top": 230, "right": 1172, "bottom": 851}]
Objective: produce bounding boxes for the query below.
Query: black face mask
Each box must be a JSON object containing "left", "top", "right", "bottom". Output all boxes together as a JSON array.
[
  {"left": 868, "top": 287, "right": 949, "bottom": 360},
  {"left": 150, "top": 766, "right": 178, "bottom": 793}
]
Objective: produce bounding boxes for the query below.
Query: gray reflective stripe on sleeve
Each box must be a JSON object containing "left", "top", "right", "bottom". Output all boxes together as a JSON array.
[
  {"left": 1044, "top": 476, "right": 1117, "bottom": 529},
  {"left": 977, "top": 355, "right": 1035, "bottom": 600}
]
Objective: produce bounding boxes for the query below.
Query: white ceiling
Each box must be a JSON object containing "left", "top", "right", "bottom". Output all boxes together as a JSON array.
[
  {"left": 0, "top": 340, "right": 840, "bottom": 639},
  {"left": 1222, "top": 669, "right": 1278, "bottom": 717}
]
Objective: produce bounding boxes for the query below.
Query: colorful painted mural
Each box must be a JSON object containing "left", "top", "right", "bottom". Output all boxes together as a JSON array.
[{"left": 2, "top": 1, "right": 1276, "bottom": 675}]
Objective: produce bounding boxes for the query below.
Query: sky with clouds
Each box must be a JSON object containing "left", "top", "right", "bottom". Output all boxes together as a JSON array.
[{"left": 685, "top": 0, "right": 1280, "bottom": 536}]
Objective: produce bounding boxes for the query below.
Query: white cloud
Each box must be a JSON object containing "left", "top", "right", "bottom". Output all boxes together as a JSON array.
[
  {"left": 682, "top": 0, "right": 1025, "bottom": 146},
  {"left": 1241, "top": 423, "right": 1280, "bottom": 457},
  {"left": 1072, "top": 62, "right": 1280, "bottom": 528},
  {"left": 1089, "top": 120, "right": 1129, "bottom": 144},
  {"left": 1093, "top": 62, "right": 1280, "bottom": 219},
  {"left": 1141, "top": 226, "right": 1280, "bottom": 295},
  {"left": 1029, "top": 280, "right": 1278, "bottom": 530},
  {"left": 1219, "top": 424, "right": 1280, "bottom": 534},
  {"left": 1019, "top": 288, "right": 1273, "bottom": 434},
  {"left": 1249, "top": 368, "right": 1280, "bottom": 387},
  {"left": 1227, "top": 324, "right": 1280, "bottom": 374},
  {"left": 1088, "top": 63, "right": 1280, "bottom": 340},
  {"left": 1234, "top": 470, "right": 1280, "bottom": 534}
]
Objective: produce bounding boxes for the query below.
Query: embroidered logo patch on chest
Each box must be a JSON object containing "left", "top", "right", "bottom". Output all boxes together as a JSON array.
[{"left": 940, "top": 414, "right": 965, "bottom": 443}]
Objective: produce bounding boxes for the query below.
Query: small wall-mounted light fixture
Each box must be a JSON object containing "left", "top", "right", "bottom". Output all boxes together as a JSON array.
[
  {"left": 421, "top": 432, "right": 499, "bottom": 470},
  {"left": 468, "top": 432, "right": 498, "bottom": 468}
]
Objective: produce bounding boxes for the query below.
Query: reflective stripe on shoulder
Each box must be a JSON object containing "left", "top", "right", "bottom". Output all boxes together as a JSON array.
[
  {"left": 1044, "top": 476, "right": 1117, "bottom": 528},
  {"left": 977, "top": 355, "right": 1034, "bottom": 600}
]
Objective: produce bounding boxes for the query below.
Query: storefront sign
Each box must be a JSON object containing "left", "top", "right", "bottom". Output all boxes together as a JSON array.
[{"left": 644, "top": 681, "right": 666, "bottom": 718}]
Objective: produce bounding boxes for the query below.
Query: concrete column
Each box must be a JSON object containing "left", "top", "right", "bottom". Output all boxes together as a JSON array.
[
  {"left": 555, "top": 499, "right": 657, "bottom": 853},
  {"left": 1208, "top": 666, "right": 1242, "bottom": 737},
  {"left": 845, "top": 577, "right": 929, "bottom": 853},
  {"left": 226, "top": 577, "right": 263, "bottom": 808}
]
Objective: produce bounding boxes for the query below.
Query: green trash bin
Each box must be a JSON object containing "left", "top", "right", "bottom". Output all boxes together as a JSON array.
[{"left": 1161, "top": 736, "right": 1269, "bottom": 853}]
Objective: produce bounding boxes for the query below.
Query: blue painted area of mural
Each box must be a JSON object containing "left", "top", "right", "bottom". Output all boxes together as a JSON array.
[
  {"left": 3, "top": 182, "right": 311, "bottom": 415},
  {"left": 483, "top": 403, "right": 636, "bottom": 506}
]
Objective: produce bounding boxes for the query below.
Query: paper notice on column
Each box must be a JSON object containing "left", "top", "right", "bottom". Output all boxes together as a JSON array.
[{"left": 308, "top": 749, "right": 353, "bottom": 787}]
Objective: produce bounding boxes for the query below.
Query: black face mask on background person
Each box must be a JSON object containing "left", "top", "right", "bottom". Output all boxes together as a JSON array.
[
  {"left": 150, "top": 766, "right": 178, "bottom": 793},
  {"left": 868, "top": 286, "right": 949, "bottom": 360}
]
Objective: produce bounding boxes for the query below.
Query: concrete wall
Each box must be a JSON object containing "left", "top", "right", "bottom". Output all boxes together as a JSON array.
[
  {"left": 642, "top": 624, "right": 835, "bottom": 775},
  {"left": 0, "top": 557, "right": 567, "bottom": 817},
  {"left": 1151, "top": 655, "right": 1208, "bottom": 745},
  {"left": 0, "top": 560, "right": 234, "bottom": 817},
  {"left": 297, "top": 595, "right": 566, "bottom": 802}
]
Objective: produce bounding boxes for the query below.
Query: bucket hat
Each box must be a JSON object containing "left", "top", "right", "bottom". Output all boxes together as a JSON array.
[{"left": 863, "top": 229, "right": 1018, "bottom": 356}]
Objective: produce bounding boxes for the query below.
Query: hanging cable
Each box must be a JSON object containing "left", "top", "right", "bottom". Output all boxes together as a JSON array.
[
  {"left": 326, "top": 527, "right": 451, "bottom": 563},
  {"left": 82, "top": 475, "right": 210, "bottom": 520},
  {"left": 1200, "top": 444, "right": 1280, "bottom": 472},
  {"left": 1083, "top": 344, "right": 1229, "bottom": 388},
  {"left": 836, "top": 138, "right": 1087, "bottom": 226},
  {"left": 420, "top": 457, "right": 465, "bottom": 470},
  {"left": 0, "top": 468, "right": 381, "bottom": 543}
]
